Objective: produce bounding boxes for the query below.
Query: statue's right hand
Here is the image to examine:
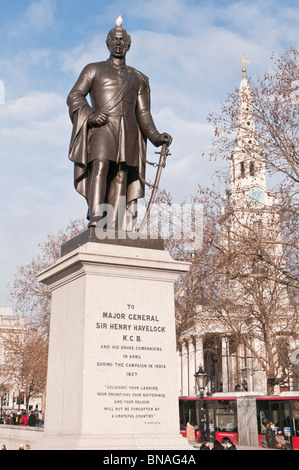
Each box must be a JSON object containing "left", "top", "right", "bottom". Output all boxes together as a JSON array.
[{"left": 88, "top": 112, "right": 108, "bottom": 127}]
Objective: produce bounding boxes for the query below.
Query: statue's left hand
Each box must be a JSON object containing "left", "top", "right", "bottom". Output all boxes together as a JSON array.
[{"left": 156, "top": 133, "right": 173, "bottom": 147}]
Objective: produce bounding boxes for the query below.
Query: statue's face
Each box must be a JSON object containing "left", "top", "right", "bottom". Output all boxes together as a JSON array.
[{"left": 107, "top": 30, "right": 130, "bottom": 58}]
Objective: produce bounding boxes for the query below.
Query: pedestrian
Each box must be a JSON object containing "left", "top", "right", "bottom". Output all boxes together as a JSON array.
[
  {"left": 35, "top": 410, "right": 40, "bottom": 426},
  {"left": 265, "top": 422, "right": 277, "bottom": 449},
  {"left": 275, "top": 429, "right": 287, "bottom": 450},
  {"left": 221, "top": 437, "right": 237, "bottom": 450},
  {"left": 212, "top": 439, "right": 225, "bottom": 450},
  {"left": 226, "top": 440, "right": 237, "bottom": 450},
  {"left": 18, "top": 444, "right": 24, "bottom": 450},
  {"left": 25, "top": 444, "right": 31, "bottom": 450},
  {"left": 186, "top": 421, "right": 196, "bottom": 441},
  {"left": 20, "top": 413, "right": 28, "bottom": 426},
  {"left": 9, "top": 411, "right": 15, "bottom": 425},
  {"left": 16, "top": 410, "right": 22, "bottom": 424},
  {"left": 40, "top": 410, "right": 45, "bottom": 427},
  {"left": 28, "top": 411, "right": 36, "bottom": 427},
  {"left": 199, "top": 439, "right": 210, "bottom": 450},
  {"left": 1, "top": 444, "right": 7, "bottom": 450}
]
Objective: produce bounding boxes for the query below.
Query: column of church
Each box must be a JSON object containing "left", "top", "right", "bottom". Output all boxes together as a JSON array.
[
  {"left": 250, "top": 337, "right": 266, "bottom": 393},
  {"left": 177, "top": 344, "right": 183, "bottom": 396},
  {"left": 177, "top": 335, "right": 206, "bottom": 397},
  {"left": 180, "top": 340, "right": 190, "bottom": 396},
  {"left": 188, "top": 336, "right": 197, "bottom": 396},
  {"left": 221, "top": 336, "right": 230, "bottom": 392}
]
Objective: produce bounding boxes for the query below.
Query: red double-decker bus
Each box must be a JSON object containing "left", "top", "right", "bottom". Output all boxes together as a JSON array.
[{"left": 179, "top": 392, "right": 299, "bottom": 449}]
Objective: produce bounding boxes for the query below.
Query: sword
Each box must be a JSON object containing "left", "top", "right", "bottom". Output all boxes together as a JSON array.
[{"left": 137, "top": 143, "right": 171, "bottom": 233}]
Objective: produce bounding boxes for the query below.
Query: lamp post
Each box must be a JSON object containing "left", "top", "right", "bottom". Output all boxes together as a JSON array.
[{"left": 194, "top": 366, "right": 208, "bottom": 442}]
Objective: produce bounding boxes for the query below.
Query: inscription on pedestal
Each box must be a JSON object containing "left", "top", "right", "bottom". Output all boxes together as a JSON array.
[{"left": 86, "top": 301, "right": 174, "bottom": 433}]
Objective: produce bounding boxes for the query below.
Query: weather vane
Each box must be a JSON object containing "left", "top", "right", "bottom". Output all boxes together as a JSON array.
[{"left": 239, "top": 52, "right": 250, "bottom": 79}]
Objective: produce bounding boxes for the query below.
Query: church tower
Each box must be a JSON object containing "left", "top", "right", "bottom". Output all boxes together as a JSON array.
[
  {"left": 226, "top": 55, "right": 276, "bottom": 209},
  {"left": 221, "top": 55, "right": 286, "bottom": 275}
]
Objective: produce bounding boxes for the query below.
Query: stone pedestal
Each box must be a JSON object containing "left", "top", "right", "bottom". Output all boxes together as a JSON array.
[{"left": 37, "top": 233, "right": 190, "bottom": 449}]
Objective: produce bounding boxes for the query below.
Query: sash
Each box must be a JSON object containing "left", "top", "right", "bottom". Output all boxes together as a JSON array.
[{"left": 100, "top": 68, "right": 133, "bottom": 115}]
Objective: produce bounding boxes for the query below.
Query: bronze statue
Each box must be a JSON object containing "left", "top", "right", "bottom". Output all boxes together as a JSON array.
[{"left": 67, "top": 17, "right": 172, "bottom": 231}]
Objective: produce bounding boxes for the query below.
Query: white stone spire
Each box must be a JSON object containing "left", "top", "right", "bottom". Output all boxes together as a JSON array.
[{"left": 229, "top": 55, "right": 267, "bottom": 199}]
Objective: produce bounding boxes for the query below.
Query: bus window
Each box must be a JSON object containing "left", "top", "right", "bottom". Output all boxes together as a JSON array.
[
  {"left": 179, "top": 400, "right": 198, "bottom": 433},
  {"left": 280, "top": 402, "right": 292, "bottom": 450},
  {"left": 270, "top": 402, "right": 280, "bottom": 427},
  {"left": 257, "top": 400, "right": 270, "bottom": 434},
  {"left": 290, "top": 401, "right": 299, "bottom": 437},
  {"left": 215, "top": 401, "right": 237, "bottom": 432}
]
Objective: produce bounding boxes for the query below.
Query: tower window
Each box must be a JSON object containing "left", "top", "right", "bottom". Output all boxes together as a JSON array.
[
  {"left": 240, "top": 161, "right": 245, "bottom": 178},
  {"left": 250, "top": 161, "right": 255, "bottom": 176},
  {"left": 253, "top": 220, "right": 263, "bottom": 237}
]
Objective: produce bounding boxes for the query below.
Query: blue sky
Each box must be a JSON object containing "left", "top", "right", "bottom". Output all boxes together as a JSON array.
[{"left": 0, "top": 0, "right": 298, "bottom": 310}]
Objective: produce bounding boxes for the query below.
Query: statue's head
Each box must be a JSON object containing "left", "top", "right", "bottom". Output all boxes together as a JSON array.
[{"left": 106, "top": 16, "right": 131, "bottom": 58}]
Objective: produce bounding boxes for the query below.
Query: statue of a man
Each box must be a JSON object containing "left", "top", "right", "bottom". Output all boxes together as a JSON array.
[{"left": 67, "top": 18, "right": 172, "bottom": 230}]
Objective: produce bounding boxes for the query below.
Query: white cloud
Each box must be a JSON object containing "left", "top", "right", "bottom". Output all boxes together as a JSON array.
[
  {"left": 3, "top": 91, "right": 65, "bottom": 125},
  {"left": 60, "top": 35, "right": 108, "bottom": 77},
  {"left": 143, "top": 106, "right": 216, "bottom": 202},
  {"left": 11, "top": 0, "right": 56, "bottom": 36},
  {"left": 0, "top": 81, "right": 4, "bottom": 104},
  {"left": 0, "top": 91, "right": 71, "bottom": 219}
]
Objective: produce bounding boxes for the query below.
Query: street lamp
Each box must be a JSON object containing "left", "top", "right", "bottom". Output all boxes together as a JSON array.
[{"left": 194, "top": 366, "right": 209, "bottom": 442}]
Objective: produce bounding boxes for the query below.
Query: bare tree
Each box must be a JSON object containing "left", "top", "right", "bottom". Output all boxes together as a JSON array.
[
  {"left": 2, "top": 328, "right": 48, "bottom": 413},
  {"left": 158, "top": 175, "right": 298, "bottom": 393}
]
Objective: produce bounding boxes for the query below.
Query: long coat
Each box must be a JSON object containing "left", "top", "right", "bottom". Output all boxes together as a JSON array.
[
  {"left": 67, "top": 58, "right": 161, "bottom": 206},
  {"left": 266, "top": 426, "right": 277, "bottom": 448},
  {"left": 186, "top": 422, "right": 196, "bottom": 441}
]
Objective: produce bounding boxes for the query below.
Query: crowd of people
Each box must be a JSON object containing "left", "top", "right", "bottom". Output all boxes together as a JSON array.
[
  {"left": 199, "top": 437, "right": 237, "bottom": 450},
  {"left": 261, "top": 422, "right": 288, "bottom": 449},
  {"left": 1, "top": 410, "right": 43, "bottom": 427}
]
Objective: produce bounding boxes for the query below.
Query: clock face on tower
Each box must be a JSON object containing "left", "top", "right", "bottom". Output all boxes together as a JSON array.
[{"left": 249, "top": 187, "right": 264, "bottom": 203}]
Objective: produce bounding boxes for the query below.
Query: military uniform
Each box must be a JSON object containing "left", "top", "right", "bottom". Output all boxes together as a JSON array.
[{"left": 67, "top": 57, "right": 161, "bottom": 211}]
